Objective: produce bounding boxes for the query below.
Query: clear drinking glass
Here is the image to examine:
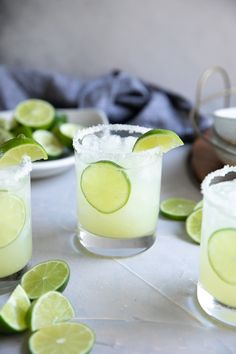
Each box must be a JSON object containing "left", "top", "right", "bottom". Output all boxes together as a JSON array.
[
  {"left": 198, "top": 165, "right": 236, "bottom": 326},
  {"left": 0, "top": 158, "right": 32, "bottom": 288},
  {"left": 73, "top": 124, "right": 162, "bottom": 257}
]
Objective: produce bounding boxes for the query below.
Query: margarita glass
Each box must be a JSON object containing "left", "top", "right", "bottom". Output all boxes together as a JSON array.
[
  {"left": 0, "top": 157, "right": 32, "bottom": 283},
  {"left": 198, "top": 166, "right": 236, "bottom": 326},
  {"left": 73, "top": 124, "right": 163, "bottom": 257}
]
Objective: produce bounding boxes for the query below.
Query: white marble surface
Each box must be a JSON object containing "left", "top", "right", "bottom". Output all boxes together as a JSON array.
[{"left": 1, "top": 145, "right": 236, "bottom": 354}]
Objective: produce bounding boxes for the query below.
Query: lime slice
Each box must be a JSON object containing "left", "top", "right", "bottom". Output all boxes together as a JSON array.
[
  {"left": 0, "top": 192, "right": 25, "bottom": 248},
  {"left": 186, "top": 208, "right": 202, "bottom": 244},
  {"left": 133, "top": 129, "right": 184, "bottom": 153},
  {"left": 32, "top": 130, "right": 64, "bottom": 158},
  {"left": 194, "top": 200, "right": 203, "bottom": 211},
  {"left": 29, "top": 322, "right": 95, "bottom": 354},
  {"left": 208, "top": 228, "right": 236, "bottom": 285},
  {"left": 0, "top": 135, "right": 48, "bottom": 166},
  {"left": 0, "top": 128, "right": 14, "bottom": 145},
  {"left": 21, "top": 260, "right": 70, "bottom": 300},
  {"left": 81, "top": 160, "right": 131, "bottom": 214},
  {"left": 160, "top": 198, "right": 196, "bottom": 221},
  {"left": 29, "top": 291, "right": 74, "bottom": 331},
  {"left": 56, "top": 123, "right": 84, "bottom": 148},
  {"left": 15, "top": 99, "right": 55, "bottom": 129},
  {"left": 0, "top": 285, "right": 30, "bottom": 333}
]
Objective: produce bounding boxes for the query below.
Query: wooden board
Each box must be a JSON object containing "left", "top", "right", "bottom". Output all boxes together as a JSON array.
[{"left": 190, "top": 132, "right": 223, "bottom": 183}]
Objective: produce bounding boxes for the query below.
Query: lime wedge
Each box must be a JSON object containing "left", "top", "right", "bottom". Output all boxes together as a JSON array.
[
  {"left": 186, "top": 208, "right": 202, "bottom": 244},
  {"left": 0, "top": 285, "right": 31, "bottom": 333},
  {"left": 0, "top": 135, "right": 48, "bottom": 166},
  {"left": 194, "top": 200, "right": 203, "bottom": 211},
  {"left": 81, "top": 160, "right": 131, "bottom": 214},
  {"left": 56, "top": 123, "right": 84, "bottom": 148},
  {"left": 208, "top": 228, "right": 236, "bottom": 285},
  {"left": 21, "top": 260, "right": 70, "bottom": 300},
  {"left": 29, "top": 291, "right": 75, "bottom": 331},
  {"left": 32, "top": 130, "right": 64, "bottom": 158},
  {"left": 15, "top": 99, "right": 55, "bottom": 129},
  {"left": 133, "top": 129, "right": 184, "bottom": 153},
  {"left": 0, "top": 128, "right": 14, "bottom": 145},
  {"left": 0, "top": 192, "right": 26, "bottom": 248},
  {"left": 160, "top": 198, "right": 196, "bottom": 221},
  {"left": 12, "top": 125, "right": 33, "bottom": 138},
  {"left": 29, "top": 322, "right": 95, "bottom": 354}
]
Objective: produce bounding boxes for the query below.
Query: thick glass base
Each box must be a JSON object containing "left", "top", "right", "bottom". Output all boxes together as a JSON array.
[
  {"left": 0, "top": 265, "right": 29, "bottom": 295},
  {"left": 76, "top": 228, "right": 156, "bottom": 257},
  {"left": 197, "top": 283, "right": 236, "bottom": 327}
]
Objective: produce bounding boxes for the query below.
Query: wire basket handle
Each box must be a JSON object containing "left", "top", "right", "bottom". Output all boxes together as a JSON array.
[{"left": 190, "top": 66, "right": 231, "bottom": 136}]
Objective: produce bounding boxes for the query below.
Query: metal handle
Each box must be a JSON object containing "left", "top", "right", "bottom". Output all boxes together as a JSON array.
[{"left": 190, "top": 66, "right": 231, "bottom": 137}]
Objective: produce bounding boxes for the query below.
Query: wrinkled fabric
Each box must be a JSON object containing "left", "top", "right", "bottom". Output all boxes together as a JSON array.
[{"left": 0, "top": 66, "right": 208, "bottom": 141}]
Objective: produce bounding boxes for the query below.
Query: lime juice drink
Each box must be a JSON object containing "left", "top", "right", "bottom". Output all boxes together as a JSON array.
[
  {"left": 198, "top": 166, "right": 236, "bottom": 326},
  {"left": 73, "top": 124, "right": 183, "bottom": 257},
  {"left": 0, "top": 158, "right": 32, "bottom": 279}
]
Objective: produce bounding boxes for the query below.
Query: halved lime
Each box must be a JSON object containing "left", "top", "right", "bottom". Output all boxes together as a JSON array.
[
  {"left": 0, "top": 285, "right": 31, "bottom": 333},
  {"left": 81, "top": 160, "right": 131, "bottom": 214},
  {"left": 29, "top": 322, "right": 95, "bottom": 354},
  {"left": 160, "top": 198, "right": 196, "bottom": 221},
  {"left": 0, "top": 135, "right": 48, "bottom": 166},
  {"left": 133, "top": 129, "right": 184, "bottom": 153},
  {"left": 0, "top": 192, "right": 26, "bottom": 248},
  {"left": 29, "top": 291, "right": 75, "bottom": 331},
  {"left": 56, "top": 123, "right": 84, "bottom": 148},
  {"left": 21, "top": 260, "right": 70, "bottom": 300},
  {"left": 186, "top": 208, "right": 202, "bottom": 244},
  {"left": 15, "top": 99, "right": 55, "bottom": 129},
  {"left": 208, "top": 228, "right": 236, "bottom": 285},
  {"left": 0, "top": 128, "right": 14, "bottom": 145},
  {"left": 32, "top": 130, "right": 64, "bottom": 158},
  {"left": 194, "top": 200, "right": 203, "bottom": 211}
]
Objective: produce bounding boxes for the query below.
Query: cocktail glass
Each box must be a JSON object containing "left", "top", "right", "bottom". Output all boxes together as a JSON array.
[
  {"left": 198, "top": 165, "right": 236, "bottom": 326},
  {"left": 0, "top": 157, "right": 32, "bottom": 289},
  {"left": 73, "top": 124, "right": 162, "bottom": 257}
]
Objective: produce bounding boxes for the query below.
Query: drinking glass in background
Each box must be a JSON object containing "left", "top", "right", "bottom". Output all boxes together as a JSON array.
[
  {"left": 198, "top": 166, "right": 236, "bottom": 326},
  {"left": 0, "top": 158, "right": 32, "bottom": 288},
  {"left": 73, "top": 124, "right": 163, "bottom": 257}
]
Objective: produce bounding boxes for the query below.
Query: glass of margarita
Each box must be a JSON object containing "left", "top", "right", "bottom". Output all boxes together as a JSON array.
[
  {"left": 0, "top": 157, "right": 32, "bottom": 285},
  {"left": 73, "top": 124, "right": 164, "bottom": 257},
  {"left": 198, "top": 166, "right": 236, "bottom": 326}
]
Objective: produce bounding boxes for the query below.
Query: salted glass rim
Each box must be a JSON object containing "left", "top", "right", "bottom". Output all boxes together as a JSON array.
[
  {"left": 201, "top": 165, "right": 236, "bottom": 211},
  {"left": 0, "top": 156, "right": 32, "bottom": 182},
  {"left": 73, "top": 124, "right": 162, "bottom": 157}
]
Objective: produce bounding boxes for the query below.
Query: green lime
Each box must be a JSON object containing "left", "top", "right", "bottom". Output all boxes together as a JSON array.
[
  {"left": 186, "top": 208, "right": 202, "bottom": 244},
  {"left": 0, "top": 285, "right": 31, "bottom": 333},
  {"left": 55, "top": 123, "right": 84, "bottom": 148},
  {"left": 21, "top": 260, "right": 70, "bottom": 300},
  {"left": 0, "top": 192, "right": 26, "bottom": 248},
  {"left": 132, "top": 129, "right": 184, "bottom": 153},
  {"left": 32, "top": 130, "right": 64, "bottom": 158},
  {"left": 194, "top": 200, "right": 203, "bottom": 211},
  {"left": 0, "top": 135, "right": 48, "bottom": 166},
  {"left": 81, "top": 160, "right": 131, "bottom": 214},
  {"left": 208, "top": 228, "right": 236, "bottom": 285},
  {"left": 29, "top": 322, "right": 95, "bottom": 354},
  {"left": 15, "top": 99, "right": 55, "bottom": 129},
  {"left": 29, "top": 291, "right": 75, "bottom": 331},
  {"left": 50, "top": 112, "right": 68, "bottom": 131},
  {"left": 0, "top": 128, "right": 14, "bottom": 145},
  {"left": 12, "top": 125, "right": 33, "bottom": 138},
  {"left": 160, "top": 198, "right": 196, "bottom": 221}
]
